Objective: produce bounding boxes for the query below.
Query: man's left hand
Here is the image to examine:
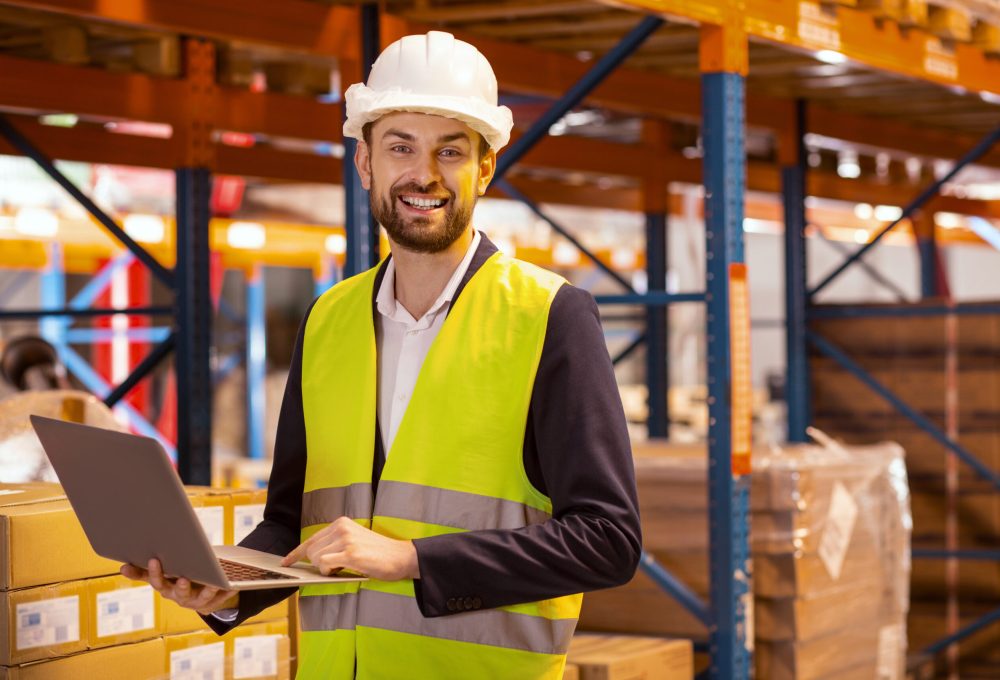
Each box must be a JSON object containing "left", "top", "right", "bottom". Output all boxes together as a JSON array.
[{"left": 281, "top": 516, "right": 420, "bottom": 581}]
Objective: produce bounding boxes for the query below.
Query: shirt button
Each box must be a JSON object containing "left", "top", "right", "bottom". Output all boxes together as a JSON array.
[
  {"left": 463, "top": 597, "right": 474, "bottom": 610},
  {"left": 472, "top": 597, "right": 482, "bottom": 609},
  {"left": 446, "top": 598, "right": 458, "bottom": 612}
]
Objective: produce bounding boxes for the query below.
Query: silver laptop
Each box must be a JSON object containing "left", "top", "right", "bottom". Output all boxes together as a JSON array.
[{"left": 30, "top": 415, "right": 367, "bottom": 591}]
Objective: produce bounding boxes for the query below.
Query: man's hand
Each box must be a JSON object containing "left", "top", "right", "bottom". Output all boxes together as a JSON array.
[
  {"left": 281, "top": 516, "right": 420, "bottom": 581},
  {"left": 121, "top": 559, "right": 239, "bottom": 616}
]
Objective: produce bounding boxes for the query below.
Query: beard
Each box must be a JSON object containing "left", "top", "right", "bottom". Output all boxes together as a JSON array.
[{"left": 369, "top": 176, "right": 475, "bottom": 254}]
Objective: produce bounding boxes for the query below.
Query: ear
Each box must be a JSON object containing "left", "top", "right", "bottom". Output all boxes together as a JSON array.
[
  {"left": 355, "top": 139, "right": 372, "bottom": 191},
  {"left": 477, "top": 147, "right": 497, "bottom": 196}
]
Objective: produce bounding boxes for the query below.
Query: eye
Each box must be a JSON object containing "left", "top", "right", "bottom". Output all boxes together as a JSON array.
[
  {"left": 440, "top": 148, "right": 463, "bottom": 158},
  {"left": 390, "top": 144, "right": 411, "bottom": 153}
]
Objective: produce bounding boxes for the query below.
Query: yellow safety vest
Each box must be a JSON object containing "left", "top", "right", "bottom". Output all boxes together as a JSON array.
[{"left": 297, "top": 250, "right": 582, "bottom": 679}]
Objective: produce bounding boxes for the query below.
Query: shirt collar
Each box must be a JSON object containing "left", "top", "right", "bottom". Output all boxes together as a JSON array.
[{"left": 376, "top": 229, "right": 482, "bottom": 325}]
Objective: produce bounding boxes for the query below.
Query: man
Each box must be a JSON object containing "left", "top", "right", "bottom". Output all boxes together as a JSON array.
[{"left": 124, "top": 31, "right": 641, "bottom": 679}]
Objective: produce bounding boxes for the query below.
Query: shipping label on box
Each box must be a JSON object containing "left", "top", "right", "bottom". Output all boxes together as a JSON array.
[
  {"left": 233, "top": 504, "right": 265, "bottom": 546},
  {"left": 194, "top": 506, "right": 225, "bottom": 547},
  {"left": 233, "top": 634, "right": 280, "bottom": 679},
  {"left": 96, "top": 584, "right": 154, "bottom": 638},
  {"left": 170, "top": 640, "right": 225, "bottom": 680},
  {"left": 16, "top": 595, "right": 79, "bottom": 651}
]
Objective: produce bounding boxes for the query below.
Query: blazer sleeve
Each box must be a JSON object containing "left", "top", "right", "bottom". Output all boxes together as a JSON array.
[
  {"left": 410, "top": 284, "right": 642, "bottom": 617},
  {"left": 202, "top": 300, "right": 316, "bottom": 635}
]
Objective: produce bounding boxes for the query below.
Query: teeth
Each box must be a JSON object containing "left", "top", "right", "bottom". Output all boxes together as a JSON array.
[{"left": 402, "top": 196, "right": 445, "bottom": 209}]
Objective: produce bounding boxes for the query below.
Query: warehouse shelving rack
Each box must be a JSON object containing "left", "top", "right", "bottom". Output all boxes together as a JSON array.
[
  {"left": 785, "top": 115, "right": 1000, "bottom": 671},
  {"left": 1, "top": 1, "right": 999, "bottom": 678}
]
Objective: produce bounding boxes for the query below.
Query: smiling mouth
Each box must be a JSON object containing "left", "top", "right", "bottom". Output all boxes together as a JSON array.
[{"left": 399, "top": 195, "right": 448, "bottom": 211}]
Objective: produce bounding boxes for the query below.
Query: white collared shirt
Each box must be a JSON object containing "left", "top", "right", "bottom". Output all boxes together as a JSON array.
[{"left": 375, "top": 230, "right": 481, "bottom": 454}]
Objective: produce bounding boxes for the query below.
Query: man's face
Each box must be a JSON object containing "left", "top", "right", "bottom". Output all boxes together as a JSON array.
[{"left": 355, "top": 112, "right": 496, "bottom": 254}]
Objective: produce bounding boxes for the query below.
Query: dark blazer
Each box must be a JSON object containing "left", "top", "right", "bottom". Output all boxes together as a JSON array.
[{"left": 205, "top": 234, "right": 641, "bottom": 634}]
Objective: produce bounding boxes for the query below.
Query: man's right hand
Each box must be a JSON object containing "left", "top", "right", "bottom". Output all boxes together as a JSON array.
[{"left": 121, "top": 558, "right": 239, "bottom": 616}]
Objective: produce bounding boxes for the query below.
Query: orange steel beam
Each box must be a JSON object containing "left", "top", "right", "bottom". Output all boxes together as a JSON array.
[
  {"left": 0, "top": 53, "right": 342, "bottom": 142},
  {"left": 3, "top": 112, "right": 995, "bottom": 219},
  {"left": 0, "top": 117, "right": 341, "bottom": 184},
  {"left": 382, "top": 14, "right": 1000, "bottom": 170},
  {"left": 3, "top": 0, "right": 360, "bottom": 58},
  {"left": 606, "top": 0, "right": 1000, "bottom": 95}
]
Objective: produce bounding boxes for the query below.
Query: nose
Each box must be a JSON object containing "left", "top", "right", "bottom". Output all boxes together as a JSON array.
[{"left": 408, "top": 150, "right": 442, "bottom": 187}]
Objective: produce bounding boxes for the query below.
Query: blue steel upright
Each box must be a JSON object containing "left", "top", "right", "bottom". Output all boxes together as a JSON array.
[
  {"left": 782, "top": 100, "right": 810, "bottom": 443},
  {"left": 175, "top": 167, "right": 214, "bottom": 485},
  {"left": 245, "top": 266, "right": 267, "bottom": 460},
  {"left": 645, "top": 211, "right": 669, "bottom": 438},
  {"left": 343, "top": 4, "right": 381, "bottom": 278},
  {"left": 702, "top": 70, "right": 752, "bottom": 679}
]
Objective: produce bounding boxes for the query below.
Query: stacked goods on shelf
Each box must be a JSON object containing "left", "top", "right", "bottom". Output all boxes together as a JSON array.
[
  {"left": 753, "top": 441, "right": 911, "bottom": 680},
  {"left": 0, "top": 481, "right": 292, "bottom": 678},
  {"left": 566, "top": 635, "right": 693, "bottom": 680},
  {"left": 579, "top": 439, "right": 911, "bottom": 679},
  {"left": 811, "top": 304, "right": 1000, "bottom": 675}
]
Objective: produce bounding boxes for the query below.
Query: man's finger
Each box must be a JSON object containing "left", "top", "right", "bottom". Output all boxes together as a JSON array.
[
  {"left": 175, "top": 578, "right": 191, "bottom": 600},
  {"left": 282, "top": 543, "right": 308, "bottom": 566},
  {"left": 147, "top": 558, "right": 165, "bottom": 591},
  {"left": 120, "top": 564, "right": 149, "bottom": 582},
  {"left": 317, "top": 551, "right": 348, "bottom": 576},
  {"left": 192, "top": 584, "right": 220, "bottom": 609}
]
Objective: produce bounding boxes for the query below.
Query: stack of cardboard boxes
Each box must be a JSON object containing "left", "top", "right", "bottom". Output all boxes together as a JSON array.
[
  {"left": 753, "top": 443, "right": 910, "bottom": 679},
  {"left": 811, "top": 305, "right": 1000, "bottom": 675},
  {"left": 580, "top": 440, "right": 911, "bottom": 679},
  {"left": 564, "top": 635, "right": 693, "bottom": 680},
  {"left": 0, "top": 482, "right": 293, "bottom": 679}
]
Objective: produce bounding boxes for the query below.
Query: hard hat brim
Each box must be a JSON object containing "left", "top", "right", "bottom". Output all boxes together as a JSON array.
[{"left": 343, "top": 83, "right": 513, "bottom": 152}]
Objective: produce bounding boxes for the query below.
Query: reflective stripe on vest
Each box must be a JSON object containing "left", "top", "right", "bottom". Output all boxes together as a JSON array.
[{"left": 299, "top": 252, "right": 580, "bottom": 680}]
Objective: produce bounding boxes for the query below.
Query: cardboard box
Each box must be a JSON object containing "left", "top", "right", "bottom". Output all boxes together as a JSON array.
[
  {"left": 756, "top": 624, "right": 884, "bottom": 680},
  {"left": 568, "top": 634, "right": 693, "bottom": 680},
  {"left": 86, "top": 575, "right": 160, "bottom": 649},
  {"left": 0, "top": 487, "right": 118, "bottom": 590},
  {"left": 578, "top": 569, "right": 707, "bottom": 640},
  {"left": 0, "top": 580, "right": 89, "bottom": 664},
  {"left": 0, "top": 636, "right": 165, "bottom": 679},
  {"left": 187, "top": 487, "right": 232, "bottom": 547},
  {"left": 224, "top": 620, "right": 290, "bottom": 680},
  {"left": 160, "top": 594, "right": 289, "bottom": 635},
  {"left": 165, "top": 620, "right": 289, "bottom": 680},
  {"left": 563, "top": 662, "right": 580, "bottom": 680},
  {"left": 755, "top": 582, "right": 883, "bottom": 642},
  {"left": 754, "top": 542, "right": 883, "bottom": 598}
]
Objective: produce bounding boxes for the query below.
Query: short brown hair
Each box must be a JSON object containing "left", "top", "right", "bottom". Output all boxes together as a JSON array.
[{"left": 362, "top": 121, "right": 490, "bottom": 159}]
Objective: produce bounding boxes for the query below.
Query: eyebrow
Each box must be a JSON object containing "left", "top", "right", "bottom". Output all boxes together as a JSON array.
[{"left": 382, "top": 129, "right": 472, "bottom": 145}]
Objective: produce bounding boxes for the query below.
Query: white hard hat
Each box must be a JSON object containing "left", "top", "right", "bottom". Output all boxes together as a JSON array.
[{"left": 343, "top": 31, "right": 513, "bottom": 152}]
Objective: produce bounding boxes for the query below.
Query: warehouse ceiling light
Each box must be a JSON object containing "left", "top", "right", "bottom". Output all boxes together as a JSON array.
[
  {"left": 815, "top": 50, "right": 847, "bottom": 65},
  {"left": 14, "top": 207, "right": 58, "bottom": 237},
  {"left": 853, "top": 229, "right": 869, "bottom": 244},
  {"left": 324, "top": 233, "right": 347, "bottom": 255},
  {"left": 934, "top": 212, "right": 964, "bottom": 230},
  {"left": 853, "top": 203, "right": 874, "bottom": 220},
  {"left": 552, "top": 241, "right": 580, "bottom": 266},
  {"left": 874, "top": 205, "right": 903, "bottom": 222},
  {"left": 227, "top": 222, "right": 266, "bottom": 250},
  {"left": 837, "top": 149, "right": 861, "bottom": 179},
  {"left": 124, "top": 214, "right": 166, "bottom": 244}
]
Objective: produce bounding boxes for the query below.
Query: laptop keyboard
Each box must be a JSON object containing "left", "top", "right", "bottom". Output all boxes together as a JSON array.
[{"left": 219, "top": 559, "right": 297, "bottom": 582}]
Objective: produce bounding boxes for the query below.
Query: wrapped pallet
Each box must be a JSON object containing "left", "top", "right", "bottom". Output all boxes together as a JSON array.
[
  {"left": 580, "top": 438, "right": 911, "bottom": 679},
  {"left": 753, "top": 439, "right": 911, "bottom": 680}
]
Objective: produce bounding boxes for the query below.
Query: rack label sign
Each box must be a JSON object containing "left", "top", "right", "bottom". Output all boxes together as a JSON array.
[
  {"left": 798, "top": 2, "right": 841, "bottom": 51},
  {"left": 923, "top": 38, "right": 958, "bottom": 81},
  {"left": 171, "top": 642, "right": 224, "bottom": 680},
  {"left": 233, "top": 504, "right": 266, "bottom": 545},
  {"left": 729, "top": 263, "right": 752, "bottom": 476}
]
